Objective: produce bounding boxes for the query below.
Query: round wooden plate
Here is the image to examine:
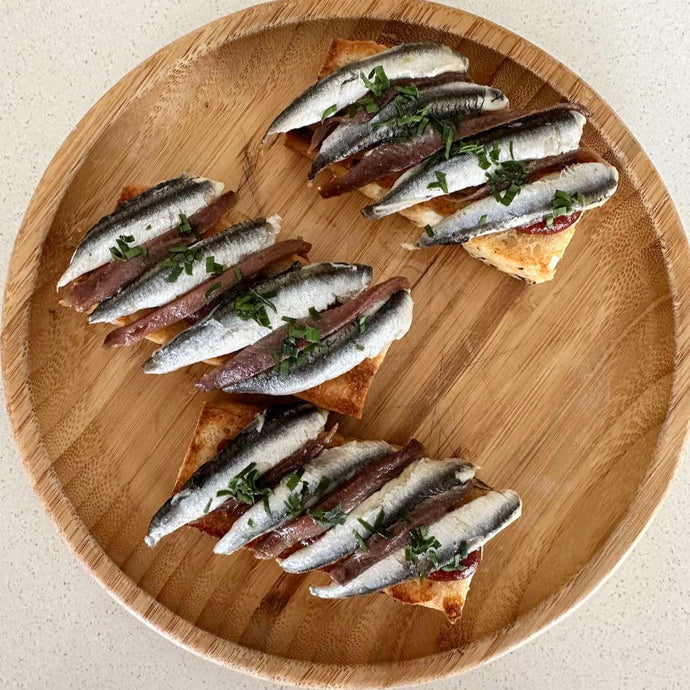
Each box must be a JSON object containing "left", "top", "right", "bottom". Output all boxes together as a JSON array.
[{"left": 4, "top": 0, "right": 690, "bottom": 686}]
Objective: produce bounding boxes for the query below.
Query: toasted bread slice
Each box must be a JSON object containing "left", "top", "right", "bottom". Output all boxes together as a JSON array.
[
  {"left": 174, "top": 400, "right": 477, "bottom": 623},
  {"left": 65, "top": 186, "right": 388, "bottom": 418},
  {"left": 287, "top": 38, "right": 580, "bottom": 284}
]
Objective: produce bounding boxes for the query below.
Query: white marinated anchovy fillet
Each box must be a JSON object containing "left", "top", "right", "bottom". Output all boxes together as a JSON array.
[
  {"left": 88, "top": 216, "right": 281, "bottom": 323},
  {"left": 214, "top": 440, "right": 395, "bottom": 554},
  {"left": 311, "top": 489, "right": 521, "bottom": 598},
  {"left": 57, "top": 174, "right": 223, "bottom": 288},
  {"left": 365, "top": 108, "right": 586, "bottom": 218},
  {"left": 263, "top": 42, "right": 470, "bottom": 139},
  {"left": 311, "top": 82, "right": 508, "bottom": 178},
  {"left": 144, "top": 404, "right": 327, "bottom": 547},
  {"left": 143, "top": 262, "right": 373, "bottom": 374},
  {"left": 224, "top": 290, "right": 413, "bottom": 396},
  {"left": 418, "top": 160, "right": 619, "bottom": 247},
  {"left": 280, "top": 457, "right": 477, "bottom": 573}
]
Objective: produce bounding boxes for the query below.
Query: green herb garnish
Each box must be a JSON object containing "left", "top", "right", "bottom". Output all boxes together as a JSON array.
[
  {"left": 109, "top": 234, "right": 147, "bottom": 262},
  {"left": 321, "top": 103, "right": 338, "bottom": 122},
  {"left": 478, "top": 214, "right": 488, "bottom": 226},
  {"left": 358, "top": 315, "right": 367, "bottom": 333},
  {"left": 203, "top": 498, "right": 213, "bottom": 514},
  {"left": 161, "top": 244, "right": 202, "bottom": 281},
  {"left": 314, "top": 476, "right": 331, "bottom": 495},
  {"left": 284, "top": 492, "right": 304, "bottom": 519},
  {"left": 485, "top": 157, "right": 529, "bottom": 206},
  {"left": 442, "top": 122, "right": 454, "bottom": 159},
  {"left": 178, "top": 213, "right": 197, "bottom": 239},
  {"left": 307, "top": 504, "right": 347, "bottom": 527},
  {"left": 286, "top": 467, "right": 305, "bottom": 491},
  {"left": 360, "top": 65, "right": 390, "bottom": 97},
  {"left": 542, "top": 189, "right": 584, "bottom": 227},
  {"left": 424, "top": 224, "right": 435, "bottom": 238},
  {"left": 308, "top": 306, "right": 321, "bottom": 321},
  {"left": 440, "top": 542, "right": 470, "bottom": 571},
  {"left": 205, "top": 282, "right": 222, "bottom": 301},
  {"left": 220, "top": 462, "right": 271, "bottom": 506},
  {"left": 205, "top": 256, "right": 224, "bottom": 274},
  {"left": 234, "top": 289, "right": 277, "bottom": 328},
  {"left": 356, "top": 509, "right": 391, "bottom": 538},
  {"left": 404, "top": 526, "right": 441, "bottom": 567},
  {"left": 353, "top": 529, "right": 369, "bottom": 551},
  {"left": 427, "top": 170, "right": 448, "bottom": 195}
]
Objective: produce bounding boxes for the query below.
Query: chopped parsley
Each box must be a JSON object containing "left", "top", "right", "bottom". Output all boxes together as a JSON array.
[
  {"left": 358, "top": 315, "right": 367, "bottom": 333},
  {"left": 427, "top": 170, "right": 448, "bottom": 195},
  {"left": 480, "top": 139, "right": 529, "bottom": 206},
  {"left": 424, "top": 224, "right": 435, "bottom": 238},
  {"left": 204, "top": 282, "right": 222, "bottom": 301},
  {"left": 360, "top": 65, "right": 390, "bottom": 97},
  {"left": 205, "top": 256, "right": 224, "bottom": 274},
  {"left": 404, "top": 526, "right": 441, "bottom": 574},
  {"left": 285, "top": 467, "right": 305, "bottom": 491},
  {"left": 216, "top": 462, "right": 271, "bottom": 506},
  {"left": 308, "top": 306, "right": 321, "bottom": 321},
  {"left": 356, "top": 509, "right": 391, "bottom": 538},
  {"left": 109, "top": 234, "right": 147, "bottom": 262},
  {"left": 274, "top": 320, "right": 322, "bottom": 378},
  {"left": 284, "top": 492, "right": 304, "bottom": 519},
  {"left": 234, "top": 289, "right": 277, "bottom": 327},
  {"left": 321, "top": 103, "right": 338, "bottom": 122},
  {"left": 314, "top": 476, "right": 331, "bottom": 495},
  {"left": 307, "top": 504, "right": 347, "bottom": 527},
  {"left": 394, "top": 84, "right": 419, "bottom": 99},
  {"left": 542, "top": 189, "right": 584, "bottom": 227},
  {"left": 353, "top": 529, "right": 369, "bottom": 551},
  {"left": 177, "top": 212, "right": 198, "bottom": 239},
  {"left": 440, "top": 542, "right": 470, "bottom": 571},
  {"left": 160, "top": 244, "right": 202, "bottom": 282},
  {"left": 203, "top": 498, "right": 212, "bottom": 514}
]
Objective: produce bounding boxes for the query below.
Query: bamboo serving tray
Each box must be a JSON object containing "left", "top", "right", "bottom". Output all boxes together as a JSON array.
[{"left": 3, "top": 0, "right": 690, "bottom": 686}]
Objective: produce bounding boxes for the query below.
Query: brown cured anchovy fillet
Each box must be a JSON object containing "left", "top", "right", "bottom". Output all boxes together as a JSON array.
[
  {"left": 103, "top": 239, "right": 311, "bottom": 348},
  {"left": 329, "top": 481, "right": 474, "bottom": 584},
  {"left": 321, "top": 103, "right": 588, "bottom": 199},
  {"left": 63, "top": 191, "right": 237, "bottom": 311},
  {"left": 196, "top": 275, "right": 410, "bottom": 391},
  {"left": 249, "top": 439, "right": 425, "bottom": 560}
]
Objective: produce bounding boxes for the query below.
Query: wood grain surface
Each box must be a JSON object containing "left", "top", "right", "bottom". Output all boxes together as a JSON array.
[{"left": 3, "top": 0, "right": 690, "bottom": 686}]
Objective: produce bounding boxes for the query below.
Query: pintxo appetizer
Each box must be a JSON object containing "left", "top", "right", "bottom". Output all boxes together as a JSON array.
[
  {"left": 265, "top": 39, "right": 619, "bottom": 283},
  {"left": 145, "top": 400, "right": 521, "bottom": 623},
  {"left": 57, "top": 177, "right": 413, "bottom": 417}
]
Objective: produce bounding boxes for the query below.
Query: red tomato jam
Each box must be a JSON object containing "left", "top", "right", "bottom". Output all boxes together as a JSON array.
[{"left": 516, "top": 211, "right": 581, "bottom": 235}]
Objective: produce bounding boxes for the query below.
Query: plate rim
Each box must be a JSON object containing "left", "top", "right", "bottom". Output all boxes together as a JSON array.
[{"left": 3, "top": 0, "right": 690, "bottom": 686}]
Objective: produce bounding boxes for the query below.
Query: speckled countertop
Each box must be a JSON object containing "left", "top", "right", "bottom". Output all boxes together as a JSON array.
[{"left": 1, "top": 1, "right": 689, "bottom": 687}]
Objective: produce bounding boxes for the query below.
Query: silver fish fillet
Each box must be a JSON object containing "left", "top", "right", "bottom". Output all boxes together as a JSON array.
[
  {"left": 311, "top": 489, "right": 521, "bottom": 598},
  {"left": 223, "top": 289, "right": 413, "bottom": 396},
  {"left": 311, "top": 82, "right": 508, "bottom": 179},
  {"left": 144, "top": 404, "right": 328, "bottom": 547},
  {"left": 58, "top": 174, "right": 224, "bottom": 288},
  {"left": 263, "top": 43, "right": 469, "bottom": 140},
  {"left": 213, "top": 440, "right": 395, "bottom": 555},
  {"left": 280, "top": 457, "right": 477, "bottom": 574},
  {"left": 364, "top": 107, "right": 586, "bottom": 218},
  {"left": 88, "top": 216, "right": 281, "bottom": 323},
  {"left": 418, "top": 159, "right": 619, "bottom": 247},
  {"left": 143, "top": 262, "right": 373, "bottom": 374}
]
